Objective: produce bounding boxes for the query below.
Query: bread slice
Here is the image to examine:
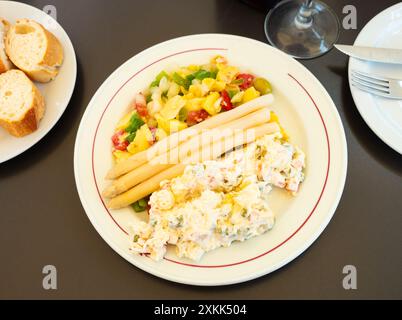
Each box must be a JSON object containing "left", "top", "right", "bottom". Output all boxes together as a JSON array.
[
  {"left": 5, "top": 19, "right": 63, "bottom": 83},
  {"left": 0, "top": 70, "right": 45, "bottom": 137},
  {"left": 0, "top": 18, "right": 13, "bottom": 74}
]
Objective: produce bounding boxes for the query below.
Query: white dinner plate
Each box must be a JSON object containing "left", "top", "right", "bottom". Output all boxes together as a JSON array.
[
  {"left": 349, "top": 3, "right": 402, "bottom": 154},
  {"left": 74, "top": 34, "right": 347, "bottom": 286},
  {"left": 0, "top": 1, "right": 77, "bottom": 163}
]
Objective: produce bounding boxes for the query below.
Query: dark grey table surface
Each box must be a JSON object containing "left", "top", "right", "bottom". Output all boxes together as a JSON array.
[{"left": 0, "top": 0, "right": 401, "bottom": 299}]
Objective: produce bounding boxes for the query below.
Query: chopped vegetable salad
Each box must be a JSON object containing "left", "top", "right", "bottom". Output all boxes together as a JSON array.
[{"left": 111, "top": 56, "right": 272, "bottom": 162}]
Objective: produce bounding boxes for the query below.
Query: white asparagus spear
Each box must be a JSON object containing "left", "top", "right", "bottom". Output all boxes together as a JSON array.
[
  {"left": 107, "top": 122, "right": 279, "bottom": 209},
  {"left": 102, "top": 108, "right": 270, "bottom": 198},
  {"left": 106, "top": 94, "right": 274, "bottom": 179}
]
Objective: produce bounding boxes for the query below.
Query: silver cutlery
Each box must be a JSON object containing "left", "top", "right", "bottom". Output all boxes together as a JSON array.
[
  {"left": 350, "top": 70, "right": 402, "bottom": 99},
  {"left": 335, "top": 44, "right": 402, "bottom": 64}
]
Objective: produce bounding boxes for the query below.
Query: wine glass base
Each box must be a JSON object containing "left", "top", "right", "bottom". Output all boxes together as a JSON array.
[{"left": 264, "top": 0, "right": 340, "bottom": 59}]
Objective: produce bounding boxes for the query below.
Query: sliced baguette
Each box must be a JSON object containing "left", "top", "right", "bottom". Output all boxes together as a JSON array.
[
  {"left": 0, "top": 69, "right": 45, "bottom": 137},
  {"left": 0, "top": 18, "right": 13, "bottom": 74},
  {"left": 5, "top": 19, "right": 63, "bottom": 82}
]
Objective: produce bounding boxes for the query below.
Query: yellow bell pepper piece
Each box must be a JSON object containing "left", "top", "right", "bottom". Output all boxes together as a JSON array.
[
  {"left": 185, "top": 97, "right": 206, "bottom": 112},
  {"left": 156, "top": 114, "right": 187, "bottom": 134},
  {"left": 159, "top": 95, "right": 186, "bottom": 119},
  {"left": 155, "top": 114, "right": 169, "bottom": 133},
  {"left": 202, "top": 78, "right": 226, "bottom": 92},
  {"left": 216, "top": 65, "right": 239, "bottom": 83},
  {"left": 203, "top": 92, "right": 221, "bottom": 115},
  {"left": 127, "top": 124, "right": 152, "bottom": 154},
  {"left": 231, "top": 91, "right": 244, "bottom": 104},
  {"left": 242, "top": 86, "right": 260, "bottom": 103},
  {"left": 182, "top": 93, "right": 194, "bottom": 100},
  {"left": 189, "top": 84, "right": 208, "bottom": 97}
]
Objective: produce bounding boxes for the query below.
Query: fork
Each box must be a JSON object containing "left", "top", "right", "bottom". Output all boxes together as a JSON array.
[{"left": 350, "top": 70, "right": 402, "bottom": 99}]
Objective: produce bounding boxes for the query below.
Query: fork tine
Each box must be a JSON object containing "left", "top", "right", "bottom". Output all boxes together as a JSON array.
[
  {"left": 351, "top": 75, "right": 390, "bottom": 92},
  {"left": 351, "top": 80, "right": 391, "bottom": 98},
  {"left": 352, "top": 72, "right": 390, "bottom": 89},
  {"left": 352, "top": 70, "right": 389, "bottom": 83}
]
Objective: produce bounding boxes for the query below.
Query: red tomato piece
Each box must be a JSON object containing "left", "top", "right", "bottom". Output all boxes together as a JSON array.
[
  {"left": 111, "top": 130, "right": 124, "bottom": 145},
  {"left": 135, "top": 93, "right": 148, "bottom": 117},
  {"left": 187, "top": 109, "right": 209, "bottom": 126},
  {"left": 220, "top": 90, "right": 233, "bottom": 111},
  {"left": 236, "top": 73, "right": 255, "bottom": 90},
  {"left": 111, "top": 130, "right": 129, "bottom": 151},
  {"left": 136, "top": 104, "right": 148, "bottom": 117},
  {"left": 115, "top": 141, "right": 129, "bottom": 151}
]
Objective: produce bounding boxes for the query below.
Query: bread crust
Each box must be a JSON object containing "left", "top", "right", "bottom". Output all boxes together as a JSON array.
[
  {"left": 27, "top": 22, "right": 63, "bottom": 82},
  {"left": 32, "top": 84, "right": 45, "bottom": 121},
  {"left": 0, "top": 107, "right": 38, "bottom": 137},
  {"left": 5, "top": 19, "right": 63, "bottom": 82},
  {"left": 41, "top": 27, "right": 64, "bottom": 68},
  {"left": 0, "top": 70, "right": 45, "bottom": 137},
  {"left": 24, "top": 65, "right": 59, "bottom": 83},
  {"left": 0, "top": 58, "right": 8, "bottom": 74}
]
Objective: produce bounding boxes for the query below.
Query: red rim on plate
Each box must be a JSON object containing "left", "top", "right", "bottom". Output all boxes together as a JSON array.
[{"left": 90, "top": 48, "right": 331, "bottom": 268}]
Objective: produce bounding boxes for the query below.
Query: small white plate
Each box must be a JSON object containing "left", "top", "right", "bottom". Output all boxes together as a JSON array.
[
  {"left": 0, "top": 1, "right": 77, "bottom": 163},
  {"left": 349, "top": 3, "right": 402, "bottom": 154},
  {"left": 74, "top": 34, "right": 347, "bottom": 286}
]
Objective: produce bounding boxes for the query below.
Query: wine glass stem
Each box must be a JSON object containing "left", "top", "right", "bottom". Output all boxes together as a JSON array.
[{"left": 295, "top": 0, "right": 314, "bottom": 28}]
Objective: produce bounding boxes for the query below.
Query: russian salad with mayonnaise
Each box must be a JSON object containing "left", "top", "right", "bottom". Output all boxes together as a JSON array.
[{"left": 128, "top": 131, "right": 305, "bottom": 261}]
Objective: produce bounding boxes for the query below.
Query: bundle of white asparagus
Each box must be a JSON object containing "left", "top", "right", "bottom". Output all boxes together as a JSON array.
[{"left": 103, "top": 94, "right": 279, "bottom": 209}]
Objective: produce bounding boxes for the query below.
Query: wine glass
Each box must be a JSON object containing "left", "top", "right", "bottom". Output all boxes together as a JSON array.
[{"left": 264, "top": 0, "right": 340, "bottom": 59}]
